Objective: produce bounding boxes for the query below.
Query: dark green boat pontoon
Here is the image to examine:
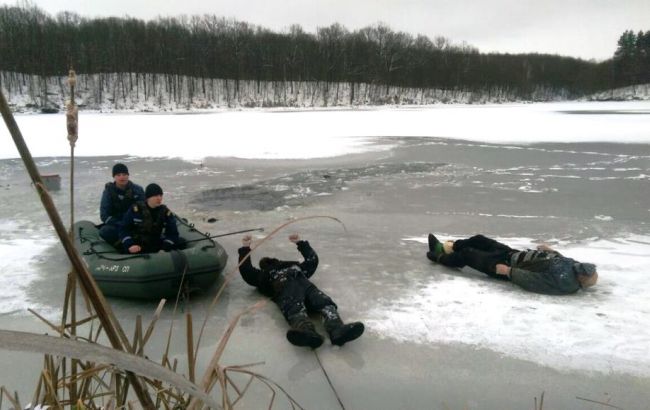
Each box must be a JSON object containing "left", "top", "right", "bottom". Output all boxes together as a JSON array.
[{"left": 74, "top": 218, "right": 228, "bottom": 300}]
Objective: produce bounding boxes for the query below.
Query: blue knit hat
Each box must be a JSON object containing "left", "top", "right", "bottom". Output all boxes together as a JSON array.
[
  {"left": 112, "top": 163, "right": 129, "bottom": 176},
  {"left": 573, "top": 262, "right": 597, "bottom": 277},
  {"left": 145, "top": 183, "right": 163, "bottom": 199}
]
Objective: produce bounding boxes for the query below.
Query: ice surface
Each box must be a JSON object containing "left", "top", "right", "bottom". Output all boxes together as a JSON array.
[
  {"left": 1, "top": 101, "right": 649, "bottom": 378},
  {"left": 0, "top": 219, "right": 57, "bottom": 315},
  {"left": 1, "top": 101, "right": 649, "bottom": 160}
]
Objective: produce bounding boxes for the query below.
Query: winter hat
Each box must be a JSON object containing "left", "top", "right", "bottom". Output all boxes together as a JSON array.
[
  {"left": 259, "top": 257, "right": 298, "bottom": 272},
  {"left": 145, "top": 183, "right": 163, "bottom": 199},
  {"left": 112, "top": 163, "right": 129, "bottom": 176},
  {"left": 259, "top": 257, "right": 279, "bottom": 271},
  {"left": 574, "top": 262, "right": 598, "bottom": 288},
  {"left": 573, "top": 262, "right": 597, "bottom": 277}
]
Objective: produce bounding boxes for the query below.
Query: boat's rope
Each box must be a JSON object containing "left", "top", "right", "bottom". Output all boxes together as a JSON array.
[
  {"left": 174, "top": 216, "right": 217, "bottom": 250},
  {"left": 313, "top": 349, "right": 346, "bottom": 410},
  {"left": 78, "top": 226, "right": 148, "bottom": 261}
]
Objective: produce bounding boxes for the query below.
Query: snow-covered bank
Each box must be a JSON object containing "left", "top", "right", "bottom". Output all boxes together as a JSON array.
[
  {"left": 588, "top": 83, "right": 650, "bottom": 101},
  {"left": 1, "top": 101, "right": 649, "bottom": 161},
  {"left": 1, "top": 71, "right": 571, "bottom": 113}
]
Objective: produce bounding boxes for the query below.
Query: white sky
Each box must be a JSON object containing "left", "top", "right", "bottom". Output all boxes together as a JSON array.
[{"left": 3, "top": 0, "right": 649, "bottom": 61}]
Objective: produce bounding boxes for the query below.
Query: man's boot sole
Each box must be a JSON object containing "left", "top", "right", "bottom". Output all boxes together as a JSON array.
[
  {"left": 286, "top": 329, "right": 324, "bottom": 349},
  {"left": 426, "top": 251, "right": 438, "bottom": 262},
  {"left": 331, "top": 323, "right": 365, "bottom": 346}
]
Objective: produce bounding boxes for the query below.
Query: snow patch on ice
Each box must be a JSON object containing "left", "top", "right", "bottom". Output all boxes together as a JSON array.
[
  {"left": 0, "top": 220, "right": 58, "bottom": 315},
  {"left": 369, "top": 235, "right": 650, "bottom": 377}
]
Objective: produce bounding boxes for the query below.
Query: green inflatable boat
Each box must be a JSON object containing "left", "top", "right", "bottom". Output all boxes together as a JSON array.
[{"left": 74, "top": 218, "right": 228, "bottom": 300}]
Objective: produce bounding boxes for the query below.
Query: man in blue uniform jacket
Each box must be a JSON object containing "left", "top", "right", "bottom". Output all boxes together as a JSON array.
[
  {"left": 120, "top": 183, "right": 180, "bottom": 254},
  {"left": 99, "top": 163, "right": 144, "bottom": 246},
  {"left": 238, "top": 234, "right": 365, "bottom": 349},
  {"left": 426, "top": 233, "right": 598, "bottom": 295}
]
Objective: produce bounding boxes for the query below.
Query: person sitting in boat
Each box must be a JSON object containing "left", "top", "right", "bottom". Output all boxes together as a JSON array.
[
  {"left": 426, "top": 233, "right": 598, "bottom": 295},
  {"left": 119, "top": 183, "right": 181, "bottom": 254},
  {"left": 238, "top": 233, "right": 364, "bottom": 349},
  {"left": 99, "top": 163, "right": 144, "bottom": 246}
]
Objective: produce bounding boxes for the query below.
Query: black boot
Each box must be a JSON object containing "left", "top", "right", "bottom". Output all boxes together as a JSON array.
[
  {"left": 427, "top": 233, "right": 444, "bottom": 262},
  {"left": 321, "top": 306, "right": 364, "bottom": 347},
  {"left": 286, "top": 314, "right": 324, "bottom": 349}
]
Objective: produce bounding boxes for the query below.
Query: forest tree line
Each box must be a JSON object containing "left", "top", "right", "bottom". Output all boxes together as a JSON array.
[
  {"left": 613, "top": 30, "right": 650, "bottom": 86},
  {"left": 0, "top": 3, "right": 646, "bottom": 101}
]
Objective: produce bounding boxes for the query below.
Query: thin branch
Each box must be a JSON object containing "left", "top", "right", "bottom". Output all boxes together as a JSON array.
[{"left": 575, "top": 396, "right": 623, "bottom": 409}]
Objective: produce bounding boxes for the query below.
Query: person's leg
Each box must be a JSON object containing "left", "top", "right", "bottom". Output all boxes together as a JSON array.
[
  {"left": 453, "top": 235, "right": 515, "bottom": 253},
  {"left": 98, "top": 224, "right": 120, "bottom": 247},
  {"left": 279, "top": 282, "right": 324, "bottom": 348},
  {"left": 305, "top": 283, "right": 364, "bottom": 346},
  {"left": 141, "top": 239, "right": 162, "bottom": 253},
  {"left": 438, "top": 247, "right": 511, "bottom": 280}
]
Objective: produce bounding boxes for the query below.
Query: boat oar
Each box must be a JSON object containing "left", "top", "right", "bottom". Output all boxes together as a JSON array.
[
  {"left": 211, "top": 227, "right": 264, "bottom": 238},
  {"left": 183, "top": 227, "right": 265, "bottom": 244},
  {"left": 88, "top": 228, "right": 266, "bottom": 252}
]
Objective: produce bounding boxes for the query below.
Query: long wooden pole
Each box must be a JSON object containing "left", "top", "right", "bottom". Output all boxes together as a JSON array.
[
  {"left": 0, "top": 88, "right": 155, "bottom": 409},
  {"left": 67, "top": 69, "right": 77, "bottom": 236},
  {"left": 66, "top": 68, "right": 79, "bottom": 406}
]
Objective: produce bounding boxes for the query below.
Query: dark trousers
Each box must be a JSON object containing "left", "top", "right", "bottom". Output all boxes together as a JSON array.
[
  {"left": 275, "top": 277, "right": 336, "bottom": 322},
  {"left": 99, "top": 223, "right": 120, "bottom": 247},
  {"left": 134, "top": 237, "right": 186, "bottom": 254},
  {"left": 438, "top": 235, "right": 517, "bottom": 280}
]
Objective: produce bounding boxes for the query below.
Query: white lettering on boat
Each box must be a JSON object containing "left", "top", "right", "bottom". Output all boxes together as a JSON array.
[{"left": 95, "top": 264, "right": 122, "bottom": 272}]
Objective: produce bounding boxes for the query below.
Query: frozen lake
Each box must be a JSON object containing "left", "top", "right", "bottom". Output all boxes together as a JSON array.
[
  {"left": 1, "top": 101, "right": 650, "bottom": 407},
  {"left": 2, "top": 101, "right": 650, "bottom": 160}
]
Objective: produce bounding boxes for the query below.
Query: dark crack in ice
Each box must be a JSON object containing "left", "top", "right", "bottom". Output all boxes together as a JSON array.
[{"left": 192, "top": 162, "right": 448, "bottom": 211}]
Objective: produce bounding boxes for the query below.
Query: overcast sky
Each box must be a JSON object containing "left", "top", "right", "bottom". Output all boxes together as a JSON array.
[{"left": 4, "top": 0, "right": 649, "bottom": 61}]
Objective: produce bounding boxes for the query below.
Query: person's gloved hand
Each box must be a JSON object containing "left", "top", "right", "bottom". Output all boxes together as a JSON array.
[{"left": 242, "top": 234, "right": 252, "bottom": 247}]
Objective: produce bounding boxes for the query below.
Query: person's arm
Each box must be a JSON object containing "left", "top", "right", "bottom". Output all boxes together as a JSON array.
[
  {"left": 509, "top": 267, "right": 566, "bottom": 295},
  {"left": 161, "top": 210, "right": 180, "bottom": 249},
  {"left": 119, "top": 209, "right": 140, "bottom": 253},
  {"left": 238, "top": 235, "right": 262, "bottom": 287},
  {"left": 132, "top": 183, "right": 145, "bottom": 203},
  {"left": 290, "top": 234, "right": 318, "bottom": 278},
  {"left": 536, "top": 243, "right": 563, "bottom": 257},
  {"left": 100, "top": 187, "right": 112, "bottom": 223}
]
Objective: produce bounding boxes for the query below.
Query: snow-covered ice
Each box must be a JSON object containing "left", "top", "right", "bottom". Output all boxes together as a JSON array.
[
  {"left": 369, "top": 235, "right": 650, "bottom": 377},
  {"left": 1, "top": 101, "right": 649, "bottom": 160},
  {"left": 1, "top": 100, "right": 649, "bottom": 378}
]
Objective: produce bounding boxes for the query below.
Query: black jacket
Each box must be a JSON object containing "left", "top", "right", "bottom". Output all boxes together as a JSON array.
[
  {"left": 119, "top": 202, "right": 179, "bottom": 250},
  {"left": 509, "top": 250, "right": 582, "bottom": 295},
  {"left": 238, "top": 240, "right": 319, "bottom": 297},
  {"left": 100, "top": 181, "right": 145, "bottom": 224}
]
